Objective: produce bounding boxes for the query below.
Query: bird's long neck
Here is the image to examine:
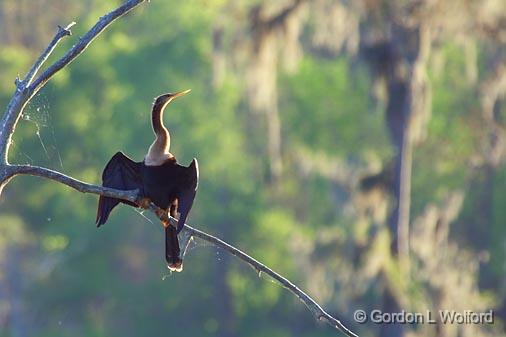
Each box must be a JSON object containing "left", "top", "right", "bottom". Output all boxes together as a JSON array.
[
  {"left": 152, "top": 100, "right": 170, "bottom": 148},
  {"left": 146, "top": 100, "right": 172, "bottom": 165}
]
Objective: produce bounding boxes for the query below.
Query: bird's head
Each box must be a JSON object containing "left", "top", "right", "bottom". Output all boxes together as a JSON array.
[{"left": 154, "top": 89, "right": 191, "bottom": 108}]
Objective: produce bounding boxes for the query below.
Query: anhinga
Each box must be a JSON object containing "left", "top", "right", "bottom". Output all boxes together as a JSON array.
[{"left": 96, "top": 89, "right": 198, "bottom": 272}]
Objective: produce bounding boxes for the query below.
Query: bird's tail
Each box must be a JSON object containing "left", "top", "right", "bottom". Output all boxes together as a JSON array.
[{"left": 165, "top": 226, "right": 183, "bottom": 272}]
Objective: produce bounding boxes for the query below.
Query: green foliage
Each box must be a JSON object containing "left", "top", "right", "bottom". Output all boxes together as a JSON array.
[
  {"left": 281, "top": 57, "right": 389, "bottom": 159},
  {"left": 0, "top": 1, "right": 504, "bottom": 337}
]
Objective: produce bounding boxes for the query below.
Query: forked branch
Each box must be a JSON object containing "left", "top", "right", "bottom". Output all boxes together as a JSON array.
[
  {"left": 21, "top": 22, "right": 76, "bottom": 88},
  {"left": 0, "top": 0, "right": 146, "bottom": 161},
  {"left": 0, "top": 1, "right": 358, "bottom": 336}
]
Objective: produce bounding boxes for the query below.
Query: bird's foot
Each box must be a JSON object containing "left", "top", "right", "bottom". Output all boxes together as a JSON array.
[
  {"left": 161, "top": 219, "right": 171, "bottom": 228},
  {"left": 137, "top": 197, "right": 151, "bottom": 209},
  {"left": 155, "top": 208, "right": 171, "bottom": 228},
  {"left": 168, "top": 259, "right": 183, "bottom": 272}
]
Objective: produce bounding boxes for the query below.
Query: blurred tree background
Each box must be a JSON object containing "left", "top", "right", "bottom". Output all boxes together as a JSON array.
[{"left": 0, "top": 0, "right": 505, "bottom": 336}]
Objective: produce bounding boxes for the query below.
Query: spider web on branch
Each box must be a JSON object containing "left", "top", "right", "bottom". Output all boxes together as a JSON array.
[{"left": 17, "top": 91, "right": 63, "bottom": 168}]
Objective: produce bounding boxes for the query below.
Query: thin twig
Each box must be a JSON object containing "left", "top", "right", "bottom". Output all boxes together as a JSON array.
[
  {"left": 0, "top": 0, "right": 146, "bottom": 162},
  {"left": 22, "top": 22, "right": 76, "bottom": 88},
  {"left": 182, "top": 223, "right": 359, "bottom": 337},
  {"left": 29, "top": 0, "right": 146, "bottom": 93}
]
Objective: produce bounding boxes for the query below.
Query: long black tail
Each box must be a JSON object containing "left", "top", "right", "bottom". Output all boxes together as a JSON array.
[{"left": 165, "top": 226, "right": 183, "bottom": 272}]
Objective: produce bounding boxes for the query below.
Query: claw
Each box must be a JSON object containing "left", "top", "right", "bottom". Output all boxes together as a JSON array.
[
  {"left": 161, "top": 219, "right": 171, "bottom": 228},
  {"left": 137, "top": 197, "right": 151, "bottom": 209},
  {"left": 155, "top": 208, "right": 171, "bottom": 228}
]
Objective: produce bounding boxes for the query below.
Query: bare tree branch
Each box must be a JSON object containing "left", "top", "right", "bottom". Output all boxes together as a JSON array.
[
  {"left": 181, "top": 222, "right": 359, "bottom": 337},
  {"left": 29, "top": 0, "right": 145, "bottom": 93},
  {"left": 6, "top": 165, "right": 138, "bottom": 202},
  {"left": 22, "top": 22, "right": 76, "bottom": 88},
  {"left": 6, "top": 23, "right": 75, "bottom": 149},
  {"left": 0, "top": 0, "right": 146, "bottom": 162},
  {"left": 4, "top": 163, "right": 357, "bottom": 337},
  {"left": 0, "top": 1, "right": 359, "bottom": 336}
]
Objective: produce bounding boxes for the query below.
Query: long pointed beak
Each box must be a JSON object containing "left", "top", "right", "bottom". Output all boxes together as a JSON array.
[
  {"left": 155, "top": 89, "right": 191, "bottom": 106},
  {"left": 172, "top": 89, "right": 191, "bottom": 98},
  {"left": 165, "top": 89, "right": 191, "bottom": 101}
]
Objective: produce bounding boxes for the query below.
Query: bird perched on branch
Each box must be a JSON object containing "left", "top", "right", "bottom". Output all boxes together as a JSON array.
[{"left": 96, "top": 89, "right": 199, "bottom": 272}]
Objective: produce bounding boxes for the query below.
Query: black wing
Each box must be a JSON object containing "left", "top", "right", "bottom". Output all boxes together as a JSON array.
[
  {"left": 96, "top": 152, "right": 142, "bottom": 227},
  {"left": 175, "top": 158, "right": 199, "bottom": 233}
]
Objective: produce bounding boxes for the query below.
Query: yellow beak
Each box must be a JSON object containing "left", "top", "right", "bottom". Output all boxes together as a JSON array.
[{"left": 172, "top": 89, "right": 191, "bottom": 98}]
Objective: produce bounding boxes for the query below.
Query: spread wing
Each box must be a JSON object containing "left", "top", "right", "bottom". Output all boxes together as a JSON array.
[
  {"left": 96, "top": 152, "right": 142, "bottom": 227},
  {"left": 175, "top": 158, "right": 199, "bottom": 233}
]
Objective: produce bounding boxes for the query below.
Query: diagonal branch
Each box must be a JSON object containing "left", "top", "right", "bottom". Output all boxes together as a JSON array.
[
  {"left": 0, "top": 0, "right": 147, "bottom": 163},
  {"left": 29, "top": 0, "right": 146, "bottom": 93},
  {"left": 21, "top": 22, "right": 76, "bottom": 88},
  {"left": 181, "top": 222, "right": 358, "bottom": 337},
  {"left": 5, "top": 164, "right": 358, "bottom": 337}
]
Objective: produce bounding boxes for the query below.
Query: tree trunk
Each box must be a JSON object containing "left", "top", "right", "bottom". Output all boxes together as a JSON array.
[{"left": 373, "top": 22, "right": 432, "bottom": 337}]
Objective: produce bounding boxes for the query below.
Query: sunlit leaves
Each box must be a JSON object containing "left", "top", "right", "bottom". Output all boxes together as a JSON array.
[{"left": 281, "top": 57, "right": 390, "bottom": 159}]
